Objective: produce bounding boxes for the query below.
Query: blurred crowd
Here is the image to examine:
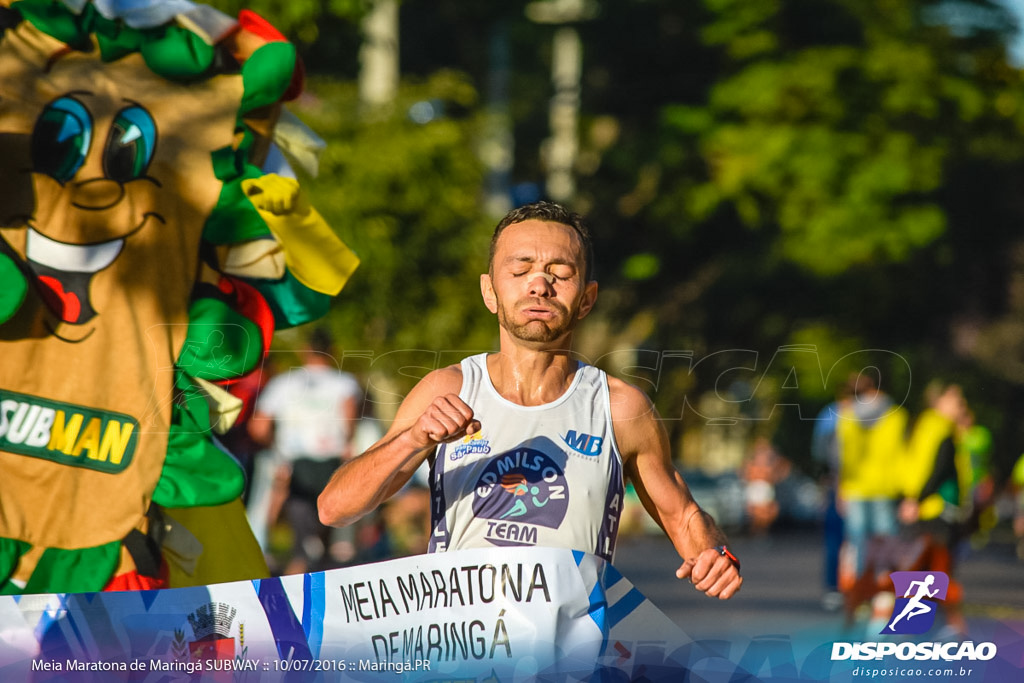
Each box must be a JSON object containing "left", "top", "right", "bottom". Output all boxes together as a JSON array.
[
  {"left": 666, "top": 372, "right": 1024, "bottom": 637},
  {"left": 802, "top": 373, "right": 1024, "bottom": 637}
]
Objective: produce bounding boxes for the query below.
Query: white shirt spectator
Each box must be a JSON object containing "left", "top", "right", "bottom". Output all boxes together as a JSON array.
[{"left": 255, "top": 364, "right": 361, "bottom": 462}]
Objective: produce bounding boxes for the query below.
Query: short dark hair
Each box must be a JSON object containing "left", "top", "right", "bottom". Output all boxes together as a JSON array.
[
  {"left": 489, "top": 201, "right": 596, "bottom": 282},
  {"left": 307, "top": 326, "right": 333, "bottom": 354}
]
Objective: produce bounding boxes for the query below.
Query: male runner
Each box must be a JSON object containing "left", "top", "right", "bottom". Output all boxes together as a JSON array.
[{"left": 318, "top": 201, "right": 742, "bottom": 599}]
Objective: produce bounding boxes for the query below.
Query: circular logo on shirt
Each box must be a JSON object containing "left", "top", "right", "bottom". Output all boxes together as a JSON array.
[{"left": 471, "top": 448, "right": 569, "bottom": 529}]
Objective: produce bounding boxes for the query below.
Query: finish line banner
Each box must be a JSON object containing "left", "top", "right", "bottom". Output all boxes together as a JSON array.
[
  {"left": 0, "top": 547, "right": 692, "bottom": 681},
  {"left": 3, "top": 548, "right": 1023, "bottom": 682}
]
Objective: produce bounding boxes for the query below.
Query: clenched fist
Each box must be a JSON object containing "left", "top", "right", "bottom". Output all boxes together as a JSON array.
[{"left": 410, "top": 394, "right": 481, "bottom": 450}]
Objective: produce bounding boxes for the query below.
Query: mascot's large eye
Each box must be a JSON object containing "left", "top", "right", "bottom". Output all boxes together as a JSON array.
[
  {"left": 32, "top": 96, "right": 93, "bottom": 184},
  {"left": 104, "top": 105, "right": 157, "bottom": 183}
]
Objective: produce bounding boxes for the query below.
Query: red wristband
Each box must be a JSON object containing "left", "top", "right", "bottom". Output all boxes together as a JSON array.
[{"left": 715, "top": 545, "right": 741, "bottom": 572}]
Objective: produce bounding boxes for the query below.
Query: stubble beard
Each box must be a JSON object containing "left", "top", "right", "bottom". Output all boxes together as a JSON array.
[{"left": 497, "top": 297, "right": 578, "bottom": 344}]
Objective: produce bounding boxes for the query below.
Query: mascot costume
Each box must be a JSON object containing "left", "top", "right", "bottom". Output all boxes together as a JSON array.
[{"left": 0, "top": 0, "right": 358, "bottom": 594}]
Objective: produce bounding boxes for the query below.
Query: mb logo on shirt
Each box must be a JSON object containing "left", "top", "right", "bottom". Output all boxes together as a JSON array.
[
  {"left": 562, "top": 430, "right": 603, "bottom": 457},
  {"left": 882, "top": 571, "right": 950, "bottom": 635}
]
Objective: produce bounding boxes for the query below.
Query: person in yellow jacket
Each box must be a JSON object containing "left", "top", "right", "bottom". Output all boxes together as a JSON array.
[
  {"left": 898, "top": 383, "right": 968, "bottom": 534},
  {"left": 897, "top": 381, "right": 970, "bottom": 636},
  {"left": 836, "top": 375, "right": 909, "bottom": 577}
]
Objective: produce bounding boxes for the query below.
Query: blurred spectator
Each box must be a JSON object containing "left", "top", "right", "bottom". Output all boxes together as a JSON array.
[
  {"left": 897, "top": 381, "right": 970, "bottom": 636},
  {"left": 248, "top": 328, "right": 362, "bottom": 575},
  {"left": 811, "top": 379, "right": 853, "bottom": 611},
  {"left": 899, "top": 382, "right": 968, "bottom": 535},
  {"left": 956, "top": 409, "right": 997, "bottom": 547},
  {"left": 742, "top": 437, "right": 791, "bottom": 536},
  {"left": 836, "top": 374, "right": 907, "bottom": 583},
  {"left": 1012, "top": 453, "right": 1024, "bottom": 561}
]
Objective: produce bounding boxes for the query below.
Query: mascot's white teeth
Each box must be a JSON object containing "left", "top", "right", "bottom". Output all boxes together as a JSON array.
[{"left": 26, "top": 229, "right": 123, "bottom": 273}]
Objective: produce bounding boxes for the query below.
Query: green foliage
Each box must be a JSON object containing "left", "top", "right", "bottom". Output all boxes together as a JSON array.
[
  {"left": 210, "top": 0, "right": 367, "bottom": 43},
  {"left": 653, "top": 0, "right": 1023, "bottom": 276},
  {"left": 621, "top": 252, "right": 661, "bottom": 281},
  {"left": 294, "top": 71, "right": 496, "bottom": 353}
]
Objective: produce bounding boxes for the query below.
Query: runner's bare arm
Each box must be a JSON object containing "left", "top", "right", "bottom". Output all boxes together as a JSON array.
[
  {"left": 317, "top": 366, "right": 479, "bottom": 527},
  {"left": 340, "top": 394, "right": 359, "bottom": 461},
  {"left": 612, "top": 378, "right": 742, "bottom": 599}
]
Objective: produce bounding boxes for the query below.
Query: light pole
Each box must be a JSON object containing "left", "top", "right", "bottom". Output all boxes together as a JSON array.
[
  {"left": 526, "top": 0, "right": 597, "bottom": 203},
  {"left": 359, "top": 0, "right": 400, "bottom": 109}
]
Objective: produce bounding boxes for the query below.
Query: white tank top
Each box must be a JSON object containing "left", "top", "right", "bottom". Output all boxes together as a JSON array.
[{"left": 428, "top": 353, "right": 625, "bottom": 561}]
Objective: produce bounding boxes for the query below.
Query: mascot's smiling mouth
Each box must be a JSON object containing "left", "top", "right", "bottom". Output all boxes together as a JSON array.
[{"left": 26, "top": 228, "right": 123, "bottom": 324}]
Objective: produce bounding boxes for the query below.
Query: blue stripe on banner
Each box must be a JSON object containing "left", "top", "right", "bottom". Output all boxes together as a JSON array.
[
  {"left": 302, "top": 571, "right": 326, "bottom": 658},
  {"left": 68, "top": 593, "right": 119, "bottom": 659},
  {"left": 604, "top": 562, "right": 624, "bottom": 589},
  {"left": 587, "top": 581, "right": 608, "bottom": 635},
  {"left": 62, "top": 595, "right": 89, "bottom": 655},
  {"left": 38, "top": 598, "right": 76, "bottom": 663},
  {"left": 257, "top": 576, "right": 314, "bottom": 671},
  {"left": 572, "top": 549, "right": 584, "bottom": 566},
  {"left": 606, "top": 587, "right": 645, "bottom": 629}
]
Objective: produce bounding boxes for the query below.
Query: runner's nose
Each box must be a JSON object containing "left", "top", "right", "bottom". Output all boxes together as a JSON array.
[{"left": 527, "top": 272, "right": 555, "bottom": 296}]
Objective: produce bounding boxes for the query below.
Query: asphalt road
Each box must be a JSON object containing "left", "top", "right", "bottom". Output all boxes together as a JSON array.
[{"left": 612, "top": 525, "right": 1024, "bottom": 642}]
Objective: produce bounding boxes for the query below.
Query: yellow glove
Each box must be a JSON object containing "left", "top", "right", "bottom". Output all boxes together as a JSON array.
[
  {"left": 244, "top": 173, "right": 309, "bottom": 216},
  {"left": 240, "top": 175, "right": 359, "bottom": 296}
]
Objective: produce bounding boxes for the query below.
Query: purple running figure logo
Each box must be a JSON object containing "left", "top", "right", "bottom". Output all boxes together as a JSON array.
[{"left": 882, "top": 571, "right": 949, "bottom": 635}]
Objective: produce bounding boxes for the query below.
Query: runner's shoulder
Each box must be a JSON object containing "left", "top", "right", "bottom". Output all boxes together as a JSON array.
[
  {"left": 606, "top": 374, "right": 657, "bottom": 423},
  {"left": 391, "top": 364, "right": 466, "bottom": 425},
  {"left": 412, "top": 363, "right": 465, "bottom": 398}
]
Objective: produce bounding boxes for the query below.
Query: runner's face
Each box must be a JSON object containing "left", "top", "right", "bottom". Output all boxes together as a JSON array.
[{"left": 484, "top": 220, "right": 595, "bottom": 344}]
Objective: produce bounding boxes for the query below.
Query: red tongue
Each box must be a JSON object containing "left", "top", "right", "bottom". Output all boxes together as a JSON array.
[{"left": 38, "top": 275, "right": 82, "bottom": 323}]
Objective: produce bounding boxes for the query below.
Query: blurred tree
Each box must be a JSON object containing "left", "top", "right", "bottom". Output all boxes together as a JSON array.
[
  {"left": 294, "top": 71, "right": 495, "bottom": 353},
  {"left": 213, "top": 0, "right": 366, "bottom": 45},
  {"left": 661, "top": 0, "right": 1022, "bottom": 276}
]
